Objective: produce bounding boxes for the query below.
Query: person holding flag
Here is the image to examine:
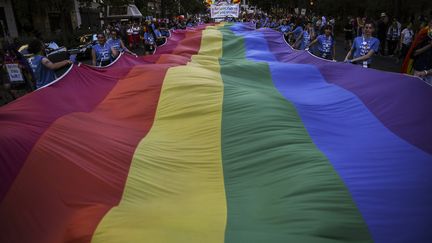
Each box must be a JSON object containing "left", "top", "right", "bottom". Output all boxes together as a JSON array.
[
  {"left": 411, "top": 20, "right": 432, "bottom": 84},
  {"left": 27, "top": 39, "right": 72, "bottom": 88},
  {"left": 344, "top": 21, "right": 380, "bottom": 68},
  {"left": 294, "top": 21, "right": 315, "bottom": 50},
  {"left": 92, "top": 33, "right": 118, "bottom": 67},
  {"left": 277, "top": 19, "right": 292, "bottom": 42},
  {"left": 401, "top": 19, "right": 432, "bottom": 80},
  {"left": 307, "top": 25, "right": 336, "bottom": 60},
  {"left": 142, "top": 24, "right": 156, "bottom": 55},
  {"left": 107, "top": 29, "right": 136, "bottom": 57}
]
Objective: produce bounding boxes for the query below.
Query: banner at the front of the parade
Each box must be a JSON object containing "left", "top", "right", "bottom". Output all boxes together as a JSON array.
[
  {"left": 210, "top": 0, "right": 240, "bottom": 19},
  {"left": 206, "top": 0, "right": 241, "bottom": 4},
  {"left": 1, "top": 22, "right": 432, "bottom": 243}
]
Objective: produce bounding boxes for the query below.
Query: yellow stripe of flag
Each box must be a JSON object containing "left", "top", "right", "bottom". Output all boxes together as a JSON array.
[{"left": 92, "top": 27, "right": 227, "bottom": 243}]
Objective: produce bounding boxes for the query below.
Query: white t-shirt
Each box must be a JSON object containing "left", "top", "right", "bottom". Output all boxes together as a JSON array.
[
  {"left": 132, "top": 26, "right": 140, "bottom": 35},
  {"left": 401, "top": 28, "right": 414, "bottom": 45}
]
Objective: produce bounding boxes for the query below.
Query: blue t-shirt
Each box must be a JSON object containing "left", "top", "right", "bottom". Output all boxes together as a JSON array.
[
  {"left": 92, "top": 43, "right": 112, "bottom": 65},
  {"left": 293, "top": 26, "right": 303, "bottom": 40},
  {"left": 144, "top": 32, "right": 155, "bottom": 44},
  {"left": 316, "top": 34, "right": 335, "bottom": 58},
  {"left": 153, "top": 29, "right": 162, "bottom": 38},
  {"left": 107, "top": 38, "right": 123, "bottom": 52},
  {"left": 260, "top": 18, "right": 268, "bottom": 28},
  {"left": 160, "top": 29, "right": 170, "bottom": 37},
  {"left": 299, "top": 30, "right": 311, "bottom": 50},
  {"left": 28, "top": 55, "right": 56, "bottom": 89},
  {"left": 352, "top": 36, "right": 380, "bottom": 64},
  {"left": 279, "top": 25, "right": 291, "bottom": 33}
]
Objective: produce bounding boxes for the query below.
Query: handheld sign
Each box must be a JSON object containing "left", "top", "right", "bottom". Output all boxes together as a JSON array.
[{"left": 5, "top": 64, "right": 24, "bottom": 83}]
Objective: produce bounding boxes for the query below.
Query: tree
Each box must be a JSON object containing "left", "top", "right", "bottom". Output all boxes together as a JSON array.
[
  {"left": 12, "top": 0, "right": 132, "bottom": 45},
  {"left": 246, "top": 0, "right": 431, "bottom": 22},
  {"left": 178, "top": 0, "right": 206, "bottom": 15},
  {"left": 12, "top": 0, "right": 76, "bottom": 44},
  {"left": 159, "top": 0, "right": 206, "bottom": 17}
]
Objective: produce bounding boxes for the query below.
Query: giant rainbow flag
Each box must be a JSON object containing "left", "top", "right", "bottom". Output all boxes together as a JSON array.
[{"left": 1, "top": 23, "right": 432, "bottom": 243}]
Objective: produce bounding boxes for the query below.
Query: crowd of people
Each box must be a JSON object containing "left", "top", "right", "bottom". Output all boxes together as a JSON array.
[
  {"left": 0, "top": 16, "right": 210, "bottom": 102},
  {"left": 1, "top": 11, "right": 431, "bottom": 104},
  {"left": 91, "top": 16, "right": 209, "bottom": 66},
  {"left": 241, "top": 11, "right": 432, "bottom": 84}
]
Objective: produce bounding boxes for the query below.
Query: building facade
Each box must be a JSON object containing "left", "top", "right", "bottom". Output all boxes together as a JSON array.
[{"left": 0, "top": 0, "right": 18, "bottom": 38}]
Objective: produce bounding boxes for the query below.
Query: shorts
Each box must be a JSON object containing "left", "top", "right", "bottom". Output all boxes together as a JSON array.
[
  {"left": 133, "top": 35, "right": 140, "bottom": 44},
  {"left": 127, "top": 35, "right": 134, "bottom": 44},
  {"left": 128, "top": 35, "right": 140, "bottom": 45}
]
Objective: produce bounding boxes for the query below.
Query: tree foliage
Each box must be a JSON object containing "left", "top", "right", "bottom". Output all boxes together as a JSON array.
[
  {"left": 178, "top": 0, "right": 207, "bottom": 15},
  {"left": 136, "top": 0, "right": 207, "bottom": 17},
  {"left": 247, "top": 0, "right": 431, "bottom": 21}
]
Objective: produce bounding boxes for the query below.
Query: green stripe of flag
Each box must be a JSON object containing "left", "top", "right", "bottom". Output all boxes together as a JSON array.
[{"left": 219, "top": 25, "right": 372, "bottom": 243}]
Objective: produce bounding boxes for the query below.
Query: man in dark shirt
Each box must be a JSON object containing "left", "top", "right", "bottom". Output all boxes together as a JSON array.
[
  {"left": 377, "top": 13, "right": 389, "bottom": 55},
  {"left": 412, "top": 20, "right": 432, "bottom": 84}
]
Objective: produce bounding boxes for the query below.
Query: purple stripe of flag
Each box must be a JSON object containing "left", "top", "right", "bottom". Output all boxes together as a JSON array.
[{"left": 262, "top": 28, "right": 432, "bottom": 155}]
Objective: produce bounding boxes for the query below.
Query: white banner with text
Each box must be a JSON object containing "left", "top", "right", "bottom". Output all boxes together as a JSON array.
[{"left": 211, "top": 4, "right": 239, "bottom": 18}]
